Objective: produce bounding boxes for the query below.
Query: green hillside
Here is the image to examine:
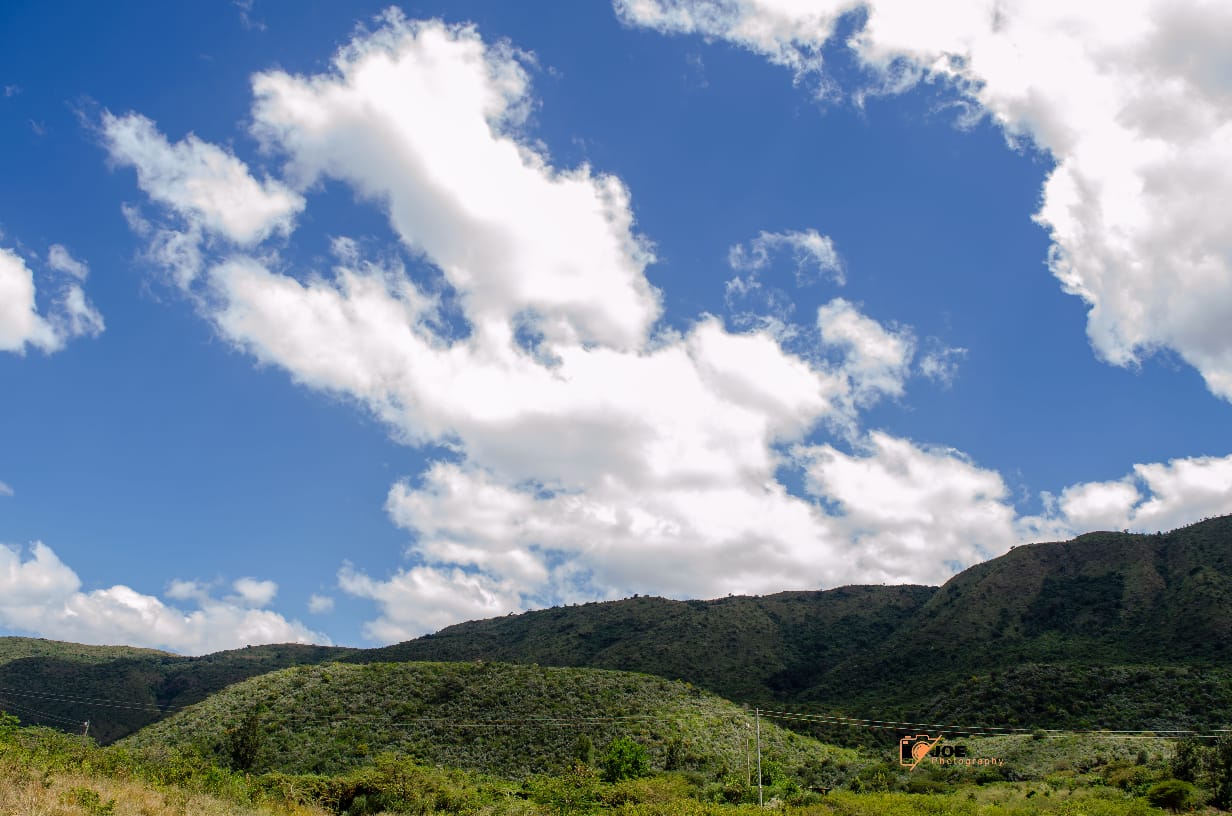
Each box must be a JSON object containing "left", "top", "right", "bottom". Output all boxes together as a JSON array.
[
  {"left": 0, "top": 637, "right": 174, "bottom": 666},
  {"left": 120, "top": 661, "right": 860, "bottom": 782},
  {"left": 807, "top": 516, "right": 1232, "bottom": 724},
  {"left": 354, "top": 585, "right": 934, "bottom": 703},
  {"left": 3, "top": 515, "right": 1230, "bottom": 744},
  {"left": 0, "top": 640, "right": 354, "bottom": 743},
  {"left": 359, "top": 516, "right": 1232, "bottom": 731}
]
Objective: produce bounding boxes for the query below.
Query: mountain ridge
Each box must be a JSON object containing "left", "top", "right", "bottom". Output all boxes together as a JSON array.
[{"left": 1, "top": 514, "right": 1229, "bottom": 742}]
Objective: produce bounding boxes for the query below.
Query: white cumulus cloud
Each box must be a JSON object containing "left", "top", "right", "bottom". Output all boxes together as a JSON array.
[
  {"left": 230, "top": 577, "right": 279, "bottom": 608},
  {"left": 817, "top": 297, "right": 915, "bottom": 407},
  {"left": 796, "top": 432, "right": 1020, "bottom": 585},
  {"left": 0, "top": 246, "right": 103, "bottom": 354},
  {"left": 616, "top": 0, "right": 1232, "bottom": 402},
  {"left": 1029, "top": 453, "right": 1232, "bottom": 535},
  {"left": 0, "top": 542, "right": 327, "bottom": 654},
  {"left": 248, "top": 13, "right": 660, "bottom": 352},
  {"left": 109, "top": 10, "right": 1232, "bottom": 643},
  {"left": 101, "top": 111, "right": 305, "bottom": 287}
]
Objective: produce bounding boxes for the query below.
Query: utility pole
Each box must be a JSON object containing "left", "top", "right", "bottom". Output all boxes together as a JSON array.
[{"left": 755, "top": 708, "right": 763, "bottom": 807}]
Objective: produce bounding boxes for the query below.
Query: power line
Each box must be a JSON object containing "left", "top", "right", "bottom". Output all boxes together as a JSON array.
[
  {"left": 0, "top": 684, "right": 183, "bottom": 712},
  {"left": 0, "top": 696, "right": 86, "bottom": 728},
  {"left": 0, "top": 680, "right": 1228, "bottom": 741},
  {"left": 755, "top": 708, "right": 1230, "bottom": 740}
]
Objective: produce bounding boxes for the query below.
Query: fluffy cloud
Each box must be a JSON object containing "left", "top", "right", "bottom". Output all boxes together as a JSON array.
[
  {"left": 230, "top": 577, "right": 279, "bottom": 607},
  {"left": 0, "top": 482, "right": 12, "bottom": 498},
  {"left": 145, "top": 15, "right": 944, "bottom": 637},
  {"left": 109, "top": 11, "right": 1230, "bottom": 643},
  {"left": 1037, "top": 453, "right": 1232, "bottom": 535},
  {"left": 616, "top": 0, "right": 1232, "bottom": 401},
  {"left": 354, "top": 433, "right": 1030, "bottom": 640},
  {"left": 102, "top": 111, "right": 304, "bottom": 286},
  {"left": 307, "top": 594, "right": 335, "bottom": 614},
  {"left": 340, "top": 560, "right": 524, "bottom": 641},
  {"left": 797, "top": 432, "right": 1020, "bottom": 584},
  {"left": 0, "top": 246, "right": 103, "bottom": 354},
  {"left": 817, "top": 297, "right": 914, "bottom": 407},
  {"left": 248, "top": 15, "right": 660, "bottom": 352},
  {"left": 0, "top": 542, "right": 326, "bottom": 654},
  {"left": 47, "top": 244, "right": 88, "bottom": 280}
]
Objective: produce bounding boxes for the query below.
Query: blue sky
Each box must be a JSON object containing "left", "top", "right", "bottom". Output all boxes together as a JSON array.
[{"left": 1, "top": 0, "right": 1230, "bottom": 653}]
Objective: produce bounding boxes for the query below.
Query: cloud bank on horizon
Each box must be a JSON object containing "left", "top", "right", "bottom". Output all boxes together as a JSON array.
[{"left": 1, "top": 2, "right": 1229, "bottom": 653}]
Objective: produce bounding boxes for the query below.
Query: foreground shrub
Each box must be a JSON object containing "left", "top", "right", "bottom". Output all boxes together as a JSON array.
[
  {"left": 600, "top": 738, "right": 650, "bottom": 783},
  {"left": 1145, "top": 778, "right": 1197, "bottom": 812}
]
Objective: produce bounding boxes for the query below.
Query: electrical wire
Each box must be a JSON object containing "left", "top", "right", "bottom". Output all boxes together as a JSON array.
[
  {"left": 1, "top": 681, "right": 1229, "bottom": 740},
  {"left": 0, "top": 696, "right": 86, "bottom": 728}
]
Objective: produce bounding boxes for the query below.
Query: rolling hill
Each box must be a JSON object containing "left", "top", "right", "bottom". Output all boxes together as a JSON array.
[
  {"left": 0, "top": 639, "right": 354, "bottom": 743},
  {"left": 356, "top": 584, "right": 934, "bottom": 702},
  {"left": 2, "top": 514, "right": 1230, "bottom": 743},
  {"left": 118, "top": 660, "right": 860, "bottom": 781}
]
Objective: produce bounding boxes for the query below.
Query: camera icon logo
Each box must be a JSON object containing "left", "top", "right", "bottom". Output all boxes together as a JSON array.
[{"left": 899, "top": 734, "right": 943, "bottom": 770}]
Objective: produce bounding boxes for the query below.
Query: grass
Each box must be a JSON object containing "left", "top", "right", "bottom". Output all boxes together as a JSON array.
[
  {"left": 0, "top": 763, "right": 325, "bottom": 816},
  {"left": 0, "top": 732, "right": 325, "bottom": 816}
]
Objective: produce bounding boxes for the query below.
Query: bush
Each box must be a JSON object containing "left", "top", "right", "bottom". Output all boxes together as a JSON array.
[
  {"left": 529, "top": 763, "right": 600, "bottom": 815},
  {"left": 1146, "top": 778, "right": 1196, "bottom": 812},
  {"left": 0, "top": 711, "right": 19, "bottom": 742},
  {"left": 65, "top": 787, "right": 117, "bottom": 816},
  {"left": 600, "top": 737, "right": 650, "bottom": 783}
]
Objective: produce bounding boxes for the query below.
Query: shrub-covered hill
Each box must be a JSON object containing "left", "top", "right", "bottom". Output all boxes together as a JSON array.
[
  {"left": 912, "top": 662, "right": 1232, "bottom": 732},
  {"left": 0, "top": 638, "right": 174, "bottom": 666},
  {"left": 359, "top": 516, "right": 1232, "bottom": 731},
  {"left": 120, "top": 661, "right": 859, "bottom": 781},
  {"left": 802, "top": 515, "right": 1232, "bottom": 723},
  {"left": 353, "top": 585, "right": 934, "bottom": 703},
  {"left": 7, "top": 515, "right": 1232, "bottom": 744},
  {"left": 0, "top": 640, "right": 354, "bottom": 743}
]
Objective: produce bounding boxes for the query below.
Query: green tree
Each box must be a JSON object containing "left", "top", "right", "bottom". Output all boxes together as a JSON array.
[
  {"left": 573, "top": 734, "right": 595, "bottom": 766},
  {"left": 600, "top": 736, "right": 650, "bottom": 783},
  {"left": 1171, "top": 738, "right": 1203, "bottom": 782},
  {"left": 1209, "top": 736, "right": 1232, "bottom": 809},
  {"left": 225, "top": 706, "right": 266, "bottom": 772},
  {"left": 1146, "top": 779, "right": 1197, "bottom": 812}
]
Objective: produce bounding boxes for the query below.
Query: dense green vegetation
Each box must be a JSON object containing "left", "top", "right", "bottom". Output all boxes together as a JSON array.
[
  {"left": 118, "top": 662, "right": 857, "bottom": 782},
  {"left": 2, "top": 707, "right": 1224, "bottom": 815},
  {"left": 359, "top": 585, "right": 935, "bottom": 704},
  {"left": 2, "top": 515, "right": 1230, "bottom": 751},
  {"left": 0, "top": 641, "right": 355, "bottom": 743},
  {"left": 365, "top": 516, "right": 1232, "bottom": 733}
]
